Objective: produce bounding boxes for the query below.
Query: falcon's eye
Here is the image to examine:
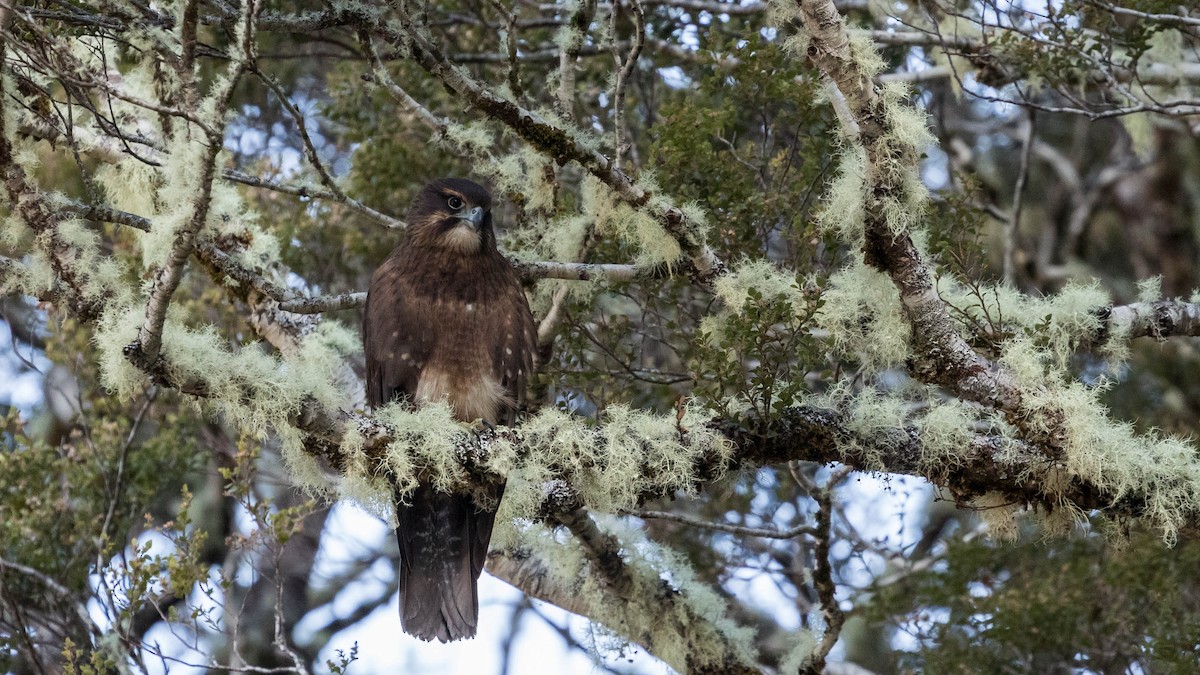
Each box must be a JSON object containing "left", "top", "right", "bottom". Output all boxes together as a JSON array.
[{"left": 446, "top": 196, "right": 464, "bottom": 210}]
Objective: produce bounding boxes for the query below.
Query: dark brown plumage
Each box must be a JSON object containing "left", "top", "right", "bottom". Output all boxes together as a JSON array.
[{"left": 363, "top": 178, "right": 536, "bottom": 642}]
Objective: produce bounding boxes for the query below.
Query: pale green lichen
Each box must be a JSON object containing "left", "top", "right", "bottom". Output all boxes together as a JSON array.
[
  {"left": 377, "top": 401, "right": 471, "bottom": 496},
  {"left": 916, "top": 399, "right": 977, "bottom": 474},
  {"left": 581, "top": 174, "right": 682, "bottom": 267},
  {"left": 764, "top": 0, "right": 801, "bottom": 30},
  {"left": 836, "top": 387, "right": 907, "bottom": 470},
  {"left": 53, "top": 217, "right": 131, "bottom": 302},
  {"left": 940, "top": 278, "right": 1113, "bottom": 370},
  {"left": 778, "top": 629, "right": 819, "bottom": 673},
  {"left": 712, "top": 259, "right": 804, "bottom": 312},
  {"left": 324, "top": 397, "right": 732, "bottom": 532},
  {"left": 553, "top": 2, "right": 584, "bottom": 52},
  {"left": 133, "top": 134, "right": 211, "bottom": 269},
  {"left": 482, "top": 147, "right": 557, "bottom": 214},
  {"left": 0, "top": 212, "right": 48, "bottom": 296},
  {"left": 997, "top": 334, "right": 1200, "bottom": 543},
  {"left": 440, "top": 120, "right": 496, "bottom": 156},
  {"left": 974, "top": 492, "right": 1022, "bottom": 541},
  {"left": 848, "top": 34, "right": 887, "bottom": 80},
  {"left": 94, "top": 158, "right": 163, "bottom": 220},
  {"left": 1098, "top": 320, "right": 1131, "bottom": 370},
  {"left": 496, "top": 402, "right": 732, "bottom": 518},
  {"left": 1137, "top": 276, "right": 1162, "bottom": 303},
  {"left": 1120, "top": 112, "right": 1156, "bottom": 158},
  {"left": 539, "top": 213, "right": 591, "bottom": 261},
  {"left": 817, "top": 260, "right": 911, "bottom": 369},
  {"left": 1026, "top": 380, "right": 1200, "bottom": 544},
  {"left": 97, "top": 305, "right": 360, "bottom": 493},
  {"left": 815, "top": 145, "right": 867, "bottom": 242}
]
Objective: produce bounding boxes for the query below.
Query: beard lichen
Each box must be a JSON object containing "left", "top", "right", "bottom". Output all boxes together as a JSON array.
[
  {"left": 817, "top": 260, "right": 912, "bottom": 369},
  {"left": 1000, "top": 337, "right": 1200, "bottom": 543},
  {"left": 581, "top": 174, "right": 683, "bottom": 268},
  {"left": 326, "top": 401, "right": 733, "bottom": 531}
]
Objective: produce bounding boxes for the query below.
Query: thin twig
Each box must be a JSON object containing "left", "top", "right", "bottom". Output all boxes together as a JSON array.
[
  {"left": 358, "top": 29, "right": 448, "bottom": 135},
  {"left": 624, "top": 508, "right": 817, "bottom": 539},
  {"left": 803, "top": 466, "right": 849, "bottom": 673},
  {"left": 1004, "top": 110, "right": 1035, "bottom": 286},
  {"left": 610, "top": 0, "right": 645, "bottom": 167}
]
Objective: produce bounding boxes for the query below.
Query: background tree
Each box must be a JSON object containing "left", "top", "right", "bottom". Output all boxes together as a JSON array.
[{"left": 1, "top": 0, "right": 1200, "bottom": 672}]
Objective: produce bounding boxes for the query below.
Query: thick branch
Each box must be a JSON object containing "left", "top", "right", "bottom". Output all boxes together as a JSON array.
[{"left": 796, "top": 0, "right": 1027, "bottom": 417}]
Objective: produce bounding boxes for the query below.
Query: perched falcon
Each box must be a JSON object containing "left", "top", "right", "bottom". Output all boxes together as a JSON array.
[{"left": 363, "top": 178, "right": 536, "bottom": 642}]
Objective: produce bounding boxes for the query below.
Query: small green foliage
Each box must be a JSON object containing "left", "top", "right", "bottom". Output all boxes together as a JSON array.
[
  {"left": 864, "top": 530, "right": 1200, "bottom": 672},
  {"left": 695, "top": 263, "right": 822, "bottom": 420},
  {"left": 61, "top": 639, "right": 117, "bottom": 675},
  {"left": 325, "top": 643, "right": 360, "bottom": 674}
]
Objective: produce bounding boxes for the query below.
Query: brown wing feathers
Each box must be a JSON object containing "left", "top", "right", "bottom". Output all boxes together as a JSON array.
[{"left": 363, "top": 179, "right": 535, "bottom": 642}]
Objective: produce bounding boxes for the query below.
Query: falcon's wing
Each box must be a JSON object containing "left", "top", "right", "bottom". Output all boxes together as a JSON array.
[
  {"left": 363, "top": 256, "right": 432, "bottom": 408},
  {"left": 490, "top": 271, "right": 538, "bottom": 426}
]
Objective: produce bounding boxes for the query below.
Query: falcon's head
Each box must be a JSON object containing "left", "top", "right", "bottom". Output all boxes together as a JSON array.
[{"left": 406, "top": 178, "right": 495, "bottom": 254}]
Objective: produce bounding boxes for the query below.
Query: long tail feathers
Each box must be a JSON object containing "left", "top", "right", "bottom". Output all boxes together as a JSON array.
[{"left": 396, "top": 482, "right": 500, "bottom": 642}]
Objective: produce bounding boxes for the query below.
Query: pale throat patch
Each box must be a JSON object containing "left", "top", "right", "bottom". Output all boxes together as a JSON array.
[
  {"left": 415, "top": 366, "right": 510, "bottom": 423},
  {"left": 441, "top": 223, "right": 482, "bottom": 253}
]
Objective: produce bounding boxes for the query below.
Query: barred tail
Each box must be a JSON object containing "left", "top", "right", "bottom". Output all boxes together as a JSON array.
[{"left": 395, "top": 482, "right": 500, "bottom": 642}]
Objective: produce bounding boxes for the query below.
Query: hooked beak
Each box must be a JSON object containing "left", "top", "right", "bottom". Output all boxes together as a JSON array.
[{"left": 458, "top": 206, "right": 484, "bottom": 229}]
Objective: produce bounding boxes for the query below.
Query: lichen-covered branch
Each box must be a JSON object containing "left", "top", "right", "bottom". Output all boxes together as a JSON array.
[
  {"left": 125, "top": 0, "right": 259, "bottom": 370},
  {"left": 8, "top": 162, "right": 1200, "bottom": 534},
  {"left": 489, "top": 514, "right": 761, "bottom": 674},
  {"left": 277, "top": 292, "right": 368, "bottom": 315},
  {"left": 1095, "top": 300, "right": 1200, "bottom": 344},
  {"left": 358, "top": 30, "right": 448, "bottom": 136},
  {"left": 794, "top": 0, "right": 1026, "bottom": 415},
  {"left": 555, "top": 0, "right": 597, "bottom": 118}
]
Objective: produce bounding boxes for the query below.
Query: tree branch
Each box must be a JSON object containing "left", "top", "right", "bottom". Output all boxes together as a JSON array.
[{"left": 489, "top": 514, "right": 761, "bottom": 674}]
